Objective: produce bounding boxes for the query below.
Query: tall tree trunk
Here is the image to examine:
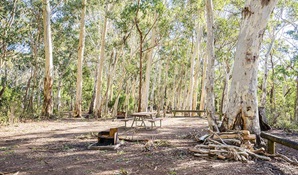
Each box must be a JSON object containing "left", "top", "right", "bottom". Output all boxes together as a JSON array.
[
  {"left": 142, "top": 23, "right": 157, "bottom": 111},
  {"left": 135, "top": 16, "right": 143, "bottom": 113},
  {"left": 94, "top": 8, "right": 108, "bottom": 118},
  {"left": 74, "top": 0, "right": 87, "bottom": 117},
  {"left": 42, "top": 0, "right": 53, "bottom": 117},
  {"left": 205, "top": 0, "right": 218, "bottom": 132},
  {"left": 191, "top": 24, "right": 203, "bottom": 114},
  {"left": 156, "top": 59, "right": 163, "bottom": 116},
  {"left": 56, "top": 79, "right": 62, "bottom": 112},
  {"left": 220, "top": 0, "right": 278, "bottom": 135},
  {"left": 103, "top": 48, "right": 120, "bottom": 116},
  {"left": 269, "top": 54, "right": 276, "bottom": 116},
  {"left": 261, "top": 38, "right": 275, "bottom": 107},
  {"left": 149, "top": 58, "right": 158, "bottom": 111},
  {"left": 295, "top": 76, "right": 298, "bottom": 122},
  {"left": 199, "top": 53, "right": 207, "bottom": 111},
  {"left": 220, "top": 60, "right": 231, "bottom": 117}
]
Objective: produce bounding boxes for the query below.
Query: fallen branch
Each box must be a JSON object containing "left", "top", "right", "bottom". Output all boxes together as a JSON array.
[
  {"left": 265, "top": 153, "right": 298, "bottom": 166},
  {"left": 246, "top": 150, "right": 271, "bottom": 161}
]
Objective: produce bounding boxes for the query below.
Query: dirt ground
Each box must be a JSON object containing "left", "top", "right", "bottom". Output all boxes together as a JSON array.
[{"left": 1, "top": 116, "right": 298, "bottom": 175}]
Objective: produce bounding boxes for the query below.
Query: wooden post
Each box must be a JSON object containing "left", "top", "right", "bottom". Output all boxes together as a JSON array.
[
  {"left": 261, "top": 132, "right": 298, "bottom": 154},
  {"left": 267, "top": 140, "right": 275, "bottom": 154}
]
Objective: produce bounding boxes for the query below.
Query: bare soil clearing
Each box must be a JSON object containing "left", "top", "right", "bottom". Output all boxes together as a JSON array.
[{"left": 1, "top": 117, "right": 298, "bottom": 175}]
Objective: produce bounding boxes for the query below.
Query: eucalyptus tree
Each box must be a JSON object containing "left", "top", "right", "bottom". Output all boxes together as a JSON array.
[
  {"left": 94, "top": 4, "right": 109, "bottom": 118},
  {"left": 41, "top": 0, "right": 54, "bottom": 117},
  {"left": 220, "top": 0, "right": 278, "bottom": 137},
  {"left": 74, "top": 0, "right": 87, "bottom": 118},
  {"left": 133, "top": 0, "right": 164, "bottom": 112},
  {"left": 205, "top": 0, "right": 219, "bottom": 131}
]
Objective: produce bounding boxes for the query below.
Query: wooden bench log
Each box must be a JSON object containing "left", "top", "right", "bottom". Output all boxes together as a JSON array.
[
  {"left": 147, "top": 118, "right": 163, "bottom": 129},
  {"left": 119, "top": 119, "right": 131, "bottom": 127},
  {"left": 261, "top": 132, "right": 298, "bottom": 154},
  {"left": 171, "top": 110, "right": 206, "bottom": 117}
]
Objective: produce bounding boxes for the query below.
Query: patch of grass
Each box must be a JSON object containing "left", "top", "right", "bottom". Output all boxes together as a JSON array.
[
  {"left": 62, "top": 144, "right": 72, "bottom": 151},
  {"left": 168, "top": 170, "right": 177, "bottom": 175},
  {"left": 115, "top": 168, "right": 128, "bottom": 175},
  {"left": 115, "top": 158, "right": 129, "bottom": 162},
  {"left": 0, "top": 146, "right": 12, "bottom": 151},
  {"left": 155, "top": 140, "right": 172, "bottom": 147},
  {"left": 117, "top": 150, "right": 125, "bottom": 155},
  {"left": 4, "top": 150, "right": 15, "bottom": 155}
]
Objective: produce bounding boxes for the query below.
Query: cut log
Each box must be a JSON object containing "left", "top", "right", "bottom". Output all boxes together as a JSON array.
[
  {"left": 217, "top": 154, "right": 226, "bottom": 160},
  {"left": 189, "top": 148, "right": 210, "bottom": 154},
  {"left": 215, "top": 130, "right": 250, "bottom": 135},
  {"left": 213, "top": 139, "right": 241, "bottom": 146},
  {"left": 243, "top": 134, "right": 256, "bottom": 140},
  {"left": 213, "top": 134, "right": 241, "bottom": 140}
]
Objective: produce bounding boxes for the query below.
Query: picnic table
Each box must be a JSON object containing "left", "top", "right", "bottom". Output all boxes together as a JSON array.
[{"left": 130, "top": 112, "right": 157, "bottom": 128}]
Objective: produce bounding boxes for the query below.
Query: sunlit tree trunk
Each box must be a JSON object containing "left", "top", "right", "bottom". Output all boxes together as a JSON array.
[
  {"left": 142, "top": 23, "right": 157, "bottom": 111},
  {"left": 94, "top": 8, "right": 108, "bottom": 118},
  {"left": 295, "top": 76, "right": 298, "bottom": 122},
  {"left": 199, "top": 53, "right": 207, "bottom": 111},
  {"left": 74, "top": 0, "right": 87, "bottom": 117},
  {"left": 220, "top": 0, "right": 278, "bottom": 136},
  {"left": 191, "top": 24, "right": 203, "bottom": 114},
  {"left": 205, "top": 0, "right": 218, "bottom": 131},
  {"left": 56, "top": 78, "right": 62, "bottom": 112},
  {"left": 220, "top": 60, "right": 231, "bottom": 116},
  {"left": 42, "top": 0, "right": 53, "bottom": 117},
  {"left": 261, "top": 37, "right": 275, "bottom": 107},
  {"left": 156, "top": 59, "right": 163, "bottom": 116},
  {"left": 103, "top": 49, "right": 117, "bottom": 116}
]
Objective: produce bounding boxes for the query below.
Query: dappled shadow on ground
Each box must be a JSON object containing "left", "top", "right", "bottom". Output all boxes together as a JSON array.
[{"left": 1, "top": 117, "right": 298, "bottom": 175}]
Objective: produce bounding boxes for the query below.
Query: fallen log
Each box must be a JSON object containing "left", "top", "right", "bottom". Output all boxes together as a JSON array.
[
  {"left": 213, "top": 134, "right": 241, "bottom": 140},
  {"left": 213, "top": 139, "right": 241, "bottom": 146},
  {"left": 264, "top": 153, "right": 298, "bottom": 166},
  {"left": 189, "top": 148, "right": 210, "bottom": 154},
  {"left": 243, "top": 134, "right": 256, "bottom": 141}
]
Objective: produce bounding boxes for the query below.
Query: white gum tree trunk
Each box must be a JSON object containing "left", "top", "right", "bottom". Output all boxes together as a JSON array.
[
  {"left": 205, "top": 0, "right": 218, "bottom": 131},
  {"left": 42, "top": 0, "right": 53, "bottom": 117},
  {"left": 220, "top": 0, "right": 278, "bottom": 135},
  {"left": 94, "top": 8, "right": 108, "bottom": 118},
  {"left": 221, "top": 60, "right": 231, "bottom": 115},
  {"left": 142, "top": 20, "right": 157, "bottom": 111},
  {"left": 199, "top": 53, "right": 207, "bottom": 111},
  {"left": 190, "top": 24, "right": 203, "bottom": 113},
  {"left": 74, "top": 0, "right": 87, "bottom": 117}
]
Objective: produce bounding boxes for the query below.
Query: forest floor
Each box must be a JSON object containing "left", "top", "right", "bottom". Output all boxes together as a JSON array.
[{"left": 1, "top": 115, "right": 298, "bottom": 175}]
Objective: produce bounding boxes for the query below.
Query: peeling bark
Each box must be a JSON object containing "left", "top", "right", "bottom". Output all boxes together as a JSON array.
[
  {"left": 220, "top": 0, "right": 278, "bottom": 135},
  {"left": 205, "top": 0, "right": 218, "bottom": 132},
  {"left": 42, "top": 0, "right": 53, "bottom": 117},
  {"left": 74, "top": 0, "right": 87, "bottom": 118}
]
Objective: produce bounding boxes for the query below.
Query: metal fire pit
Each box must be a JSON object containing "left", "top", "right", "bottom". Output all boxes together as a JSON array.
[
  {"left": 88, "top": 128, "right": 120, "bottom": 150},
  {"left": 98, "top": 128, "right": 118, "bottom": 146}
]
